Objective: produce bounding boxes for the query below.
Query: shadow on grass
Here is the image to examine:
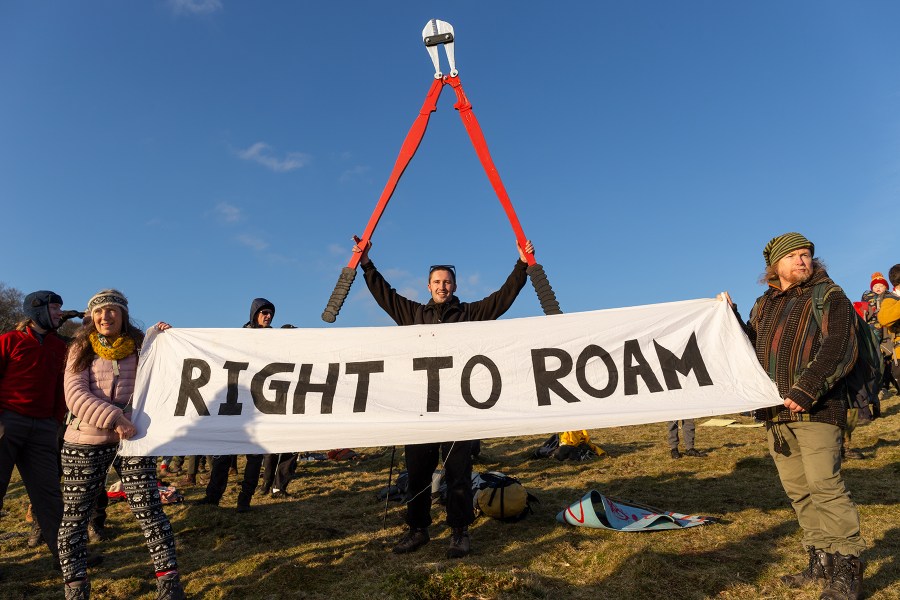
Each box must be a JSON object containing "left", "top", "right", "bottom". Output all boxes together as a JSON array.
[
  {"left": 865, "top": 526, "right": 899, "bottom": 595},
  {"left": 532, "top": 454, "right": 900, "bottom": 524},
  {"left": 590, "top": 520, "right": 799, "bottom": 598},
  {"left": 530, "top": 455, "right": 790, "bottom": 520},
  {"left": 877, "top": 401, "right": 900, "bottom": 419},
  {"left": 852, "top": 436, "right": 900, "bottom": 455},
  {"left": 590, "top": 521, "right": 897, "bottom": 598}
]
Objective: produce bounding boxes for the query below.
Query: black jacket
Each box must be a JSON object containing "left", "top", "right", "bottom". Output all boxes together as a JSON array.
[{"left": 362, "top": 260, "right": 528, "bottom": 326}]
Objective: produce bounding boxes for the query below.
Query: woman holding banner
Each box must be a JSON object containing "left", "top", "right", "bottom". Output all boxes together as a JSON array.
[{"left": 57, "top": 289, "right": 185, "bottom": 600}]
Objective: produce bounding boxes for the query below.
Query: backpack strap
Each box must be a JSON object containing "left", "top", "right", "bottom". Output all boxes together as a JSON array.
[
  {"left": 809, "top": 282, "right": 829, "bottom": 331},
  {"left": 807, "top": 281, "right": 855, "bottom": 410}
]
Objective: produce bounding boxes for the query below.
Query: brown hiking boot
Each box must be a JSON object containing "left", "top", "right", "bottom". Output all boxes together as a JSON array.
[
  {"left": 446, "top": 527, "right": 471, "bottom": 559},
  {"left": 87, "top": 522, "right": 106, "bottom": 543},
  {"left": 177, "top": 474, "right": 197, "bottom": 487},
  {"left": 392, "top": 528, "right": 429, "bottom": 554},
  {"left": 781, "top": 546, "right": 831, "bottom": 588},
  {"left": 820, "top": 553, "right": 864, "bottom": 600},
  {"left": 27, "top": 522, "right": 42, "bottom": 548},
  {"left": 64, "top": 579, "right": 90, "bottom": 600},
  {"left": 156, "top": 571, "right": 186, "bottom": 600}
]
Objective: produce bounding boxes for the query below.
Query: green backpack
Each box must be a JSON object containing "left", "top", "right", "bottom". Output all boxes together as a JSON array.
[{"left": 811, "top": 282, "right": 883, "bottom": 420}]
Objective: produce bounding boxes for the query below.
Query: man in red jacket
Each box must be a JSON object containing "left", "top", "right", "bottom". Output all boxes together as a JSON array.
[{"left": 0, "top": 290, "right": 68, "bottom": 566}]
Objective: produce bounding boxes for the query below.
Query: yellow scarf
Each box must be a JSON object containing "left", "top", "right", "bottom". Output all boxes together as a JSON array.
[{"left": 89, "top": 331, "right": 136, "bottom": 361}]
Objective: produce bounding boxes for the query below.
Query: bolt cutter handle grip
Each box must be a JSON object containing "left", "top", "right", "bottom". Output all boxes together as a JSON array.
[{"left": 321, "top": 79, "right": 444, "bottom": 323}]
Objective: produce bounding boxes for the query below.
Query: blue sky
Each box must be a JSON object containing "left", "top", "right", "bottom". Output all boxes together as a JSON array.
[{"left": 2, "top": 1, "right": 898, "bottom": 329}]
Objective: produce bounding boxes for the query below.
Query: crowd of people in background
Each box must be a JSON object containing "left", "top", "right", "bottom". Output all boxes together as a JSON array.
[
  {"left": 1, "top": 238, "right": 897, "bottom": 600},
  {"left": 860, "top": 270, "right": 900, "bottom": 396}
]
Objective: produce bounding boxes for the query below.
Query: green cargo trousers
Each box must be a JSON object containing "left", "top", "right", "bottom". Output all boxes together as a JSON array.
[{"left": 767, "top": 421, "right": 865, "bottom": 556}]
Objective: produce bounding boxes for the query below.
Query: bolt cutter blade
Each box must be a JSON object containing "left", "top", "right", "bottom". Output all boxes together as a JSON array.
[{"left": 422, "top": 19, "right": 457, "bottom": 78}]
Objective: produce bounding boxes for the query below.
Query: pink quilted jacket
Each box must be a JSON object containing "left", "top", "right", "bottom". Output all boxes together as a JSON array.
[{"left": 63, "top": 351, "right": 138, "bottom": 445}]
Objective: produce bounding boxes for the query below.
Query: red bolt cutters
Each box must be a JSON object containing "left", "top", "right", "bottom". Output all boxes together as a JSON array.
[{"left": 322, "top": 19, "right": 561, "bottom": 322}]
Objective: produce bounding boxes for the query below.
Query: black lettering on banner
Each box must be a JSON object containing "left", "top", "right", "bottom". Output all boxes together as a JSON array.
[
  {"left": 293, "top": 363, "right": 340, "bottom": 414},
  {"left": 174, "top": 359, "right": 211, "bottom": 416},
  {"left": 531, "top": 348, "right": 580, "bottom": 406},
  {"left": 460, "top": 355, "right": 501, "bottom": 409},
  {"left": 413, "top": 356, "right": 453, "bottom": 412},
  {"left": 623, "top": 340, "right": 664, "bottom": 395},
  {"left": 575, "top": 345, "right": 618, "bottom": 398},
  {"left": 251, "top": 363, "right": 295, "bottom": 415},
  {"left": 654, "top": 332, "right": 713, "bottom": 390},
  {"left": 219, "top": 361, "right": 249, "bottom": 416},
  {"left": 345, "top": 361, "right": 384, "bottom": 413}
]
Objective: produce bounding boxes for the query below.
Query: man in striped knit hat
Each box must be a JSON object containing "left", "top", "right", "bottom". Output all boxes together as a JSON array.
[{"left": 721, "top": 232, "right": 865, "bottom": 600}]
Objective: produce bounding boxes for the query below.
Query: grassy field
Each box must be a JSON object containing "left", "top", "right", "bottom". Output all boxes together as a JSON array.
[{"left": 2, "top": 394, "right": 899, "bottom": 600}]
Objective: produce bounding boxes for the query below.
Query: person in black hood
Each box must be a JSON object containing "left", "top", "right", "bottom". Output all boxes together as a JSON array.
[
  {"left": 244, "top": 298, "right": 275, "bottom": 329},
  {"left": 196, "top": 297, "right": 278, "bottom": 512},
  {"left": 250, "top": 299, "right": 300, "bottom": 498},
  {"left": 353, "top": 238, "right": 534, "bottom": 559}
]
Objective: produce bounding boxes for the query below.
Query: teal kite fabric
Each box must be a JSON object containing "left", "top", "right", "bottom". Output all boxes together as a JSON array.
[{"left": 557, "top": 490, "right": 715, "bottom": 531}]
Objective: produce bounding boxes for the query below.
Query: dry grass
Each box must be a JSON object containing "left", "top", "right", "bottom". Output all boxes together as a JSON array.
[{"left": 2, "top": 395, "right": 899, "bottom": 600}]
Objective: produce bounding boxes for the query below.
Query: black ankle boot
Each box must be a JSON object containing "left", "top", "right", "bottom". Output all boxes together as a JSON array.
[
  {"left": 447, "top": 527, "right": 471, "bottom": 559},
  {"left": 392, "top": 528, "right": 429, "bottom": 554},
  {"left": 820, "top": 552, "right": 864, "bottom": 600},
  {"left": 781, "top": 546, "right": 831, "bottom": 588}
]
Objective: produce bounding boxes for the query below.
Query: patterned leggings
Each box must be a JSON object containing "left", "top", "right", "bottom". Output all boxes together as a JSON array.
[{"left": 58, "top": 443, "right": 178, "bottom": 583}]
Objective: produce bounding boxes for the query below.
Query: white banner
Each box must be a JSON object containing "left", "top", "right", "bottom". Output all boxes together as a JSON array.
[{"left": 120, "top": 299, "right": 780, "bottom": 456}]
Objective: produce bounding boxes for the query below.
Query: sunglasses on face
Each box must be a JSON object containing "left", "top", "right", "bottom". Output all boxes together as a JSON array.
[
  {"left": 429, "top": 264, "right": 456, "bottom": 279},
  {"left": 259, "top": 309, "right": 274, "bottom": 316}
]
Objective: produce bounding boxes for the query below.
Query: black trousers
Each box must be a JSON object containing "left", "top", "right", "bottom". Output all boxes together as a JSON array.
[
  {"left": 205, "top": 454, "right": 263, "bottom": 504},
  {"left": 404, "top": 441, "right": 474, "bottom": 530},
  {"left": 262, "top": 453, "right": 297, "bottom": 493},
  {"left": 0, "top": 411, "right": 63, "bottom": 557}
]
